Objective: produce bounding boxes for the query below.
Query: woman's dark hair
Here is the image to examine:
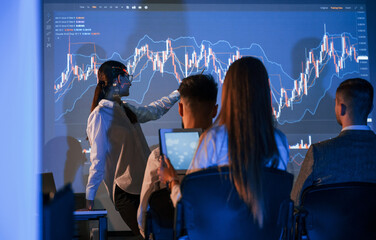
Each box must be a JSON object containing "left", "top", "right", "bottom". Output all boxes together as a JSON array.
[
  {"left": 90, "top": 60, "right": 137, "bottom": 123},
  {"left": 217, "top": 56, "right": 279, "bottom": 226}
]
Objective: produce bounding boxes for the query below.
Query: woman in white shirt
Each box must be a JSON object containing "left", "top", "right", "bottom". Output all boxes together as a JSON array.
[
  {"left": 86, "top": 60, "right": 179, "bottom": 236},
  {"left": 159, "top": 56, "right": 289, "bottom": 227}
]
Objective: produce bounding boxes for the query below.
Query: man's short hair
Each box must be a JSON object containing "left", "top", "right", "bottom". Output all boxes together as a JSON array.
[
  {"left": 178, "top": 74, "right": 218, "bottom": 105},
  {"left": 336, "top": 78, "right": 374, "bottom": 118}
]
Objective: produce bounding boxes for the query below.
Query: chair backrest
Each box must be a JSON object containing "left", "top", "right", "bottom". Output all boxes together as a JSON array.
[
  {"left": 298, "top": 182, "right": 376, "bottom": 240},
  {"left": 176, "top": 166, "right": 294, "bottom": 240},
  {"left": 146, "top": 188, "right": 175, "bottom": 240},
  {"left": 43, "top": 184, "right": 75, "bottom": 240}
]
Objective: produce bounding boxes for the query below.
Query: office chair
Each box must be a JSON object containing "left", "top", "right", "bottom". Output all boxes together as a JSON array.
[
  {"left": 295, "top": 182, "right": 376, "bottom": 240},
  {"left": 145, "top": 188, "right": 175, "bottom": 240},
  {"left": 175, "top": 166, "right": 294, "bottom": 240},
  {"left": 43, "top": 184, "right": 75, "bottom": 240}
]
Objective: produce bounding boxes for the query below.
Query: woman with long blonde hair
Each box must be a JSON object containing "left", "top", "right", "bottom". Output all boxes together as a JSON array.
[{"left": 159, "top": 56, "right": 289, "bottom": 226}]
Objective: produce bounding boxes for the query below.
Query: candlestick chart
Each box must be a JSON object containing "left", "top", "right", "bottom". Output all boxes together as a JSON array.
[
  {"left": 54, "top": 27, "right": 366, "bottom": 125},
  {"left": 45, "top": 5, "right": 372, "bottom": 181}
]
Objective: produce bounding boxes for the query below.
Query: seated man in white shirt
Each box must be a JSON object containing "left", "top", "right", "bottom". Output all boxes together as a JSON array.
[{"left": 137, "top": 74, "right": 218, "bottom": 237}]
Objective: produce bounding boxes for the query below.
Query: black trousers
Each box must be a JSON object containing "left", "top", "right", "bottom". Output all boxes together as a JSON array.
[{"left": 114, "top": 185, "right": 141, "bottom": 236}]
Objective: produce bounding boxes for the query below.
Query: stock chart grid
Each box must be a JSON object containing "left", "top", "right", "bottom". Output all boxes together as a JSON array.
[{"left": 44, "top": 3, "right": 371, "bottom": 178}]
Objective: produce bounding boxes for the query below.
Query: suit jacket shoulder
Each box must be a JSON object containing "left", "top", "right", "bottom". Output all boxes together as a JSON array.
[{"left": 309, "top": 130, "right": 376, "bottom": 186}]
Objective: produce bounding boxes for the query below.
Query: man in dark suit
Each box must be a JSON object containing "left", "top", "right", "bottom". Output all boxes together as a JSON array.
[{"left": 291, "top": 78, "right": 376, "bottom": 204}]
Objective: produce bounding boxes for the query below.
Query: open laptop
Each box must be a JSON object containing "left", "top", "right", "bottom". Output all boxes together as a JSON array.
[
  {"left": 41, "top": 172, "right": 107, "bottom": 215},
  {"left": 159, "top": 128, "right": 202, "bottom": 174},
  {"left": 42, "top": 172, "right": 57, "bottom": 197}
]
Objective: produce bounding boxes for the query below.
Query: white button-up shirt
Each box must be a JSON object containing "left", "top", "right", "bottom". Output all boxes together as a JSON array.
[{"left": 86, "top": 90, "right": 180, "bottom": 201}]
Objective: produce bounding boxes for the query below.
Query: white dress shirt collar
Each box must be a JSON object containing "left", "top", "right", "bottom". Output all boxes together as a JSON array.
[{"left": 342, "top": 125, "right": 371, "bottom": 132}]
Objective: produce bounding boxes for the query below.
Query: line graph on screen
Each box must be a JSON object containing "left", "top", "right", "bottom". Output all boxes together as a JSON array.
[{"left": 54, "top": 25, "right": 368, "bottom": 123}]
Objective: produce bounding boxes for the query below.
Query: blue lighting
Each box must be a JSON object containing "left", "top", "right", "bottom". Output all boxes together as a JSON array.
[{"left": 0, "top": 0, "right": 41, "bottom": 239}]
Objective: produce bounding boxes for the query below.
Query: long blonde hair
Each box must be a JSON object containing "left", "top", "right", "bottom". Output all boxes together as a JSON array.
[{"left": 203, "top": 57, "right": 279, "bottom": 226}]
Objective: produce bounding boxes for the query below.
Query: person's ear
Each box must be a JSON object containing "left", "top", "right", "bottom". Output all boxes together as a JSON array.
[
  {"left": 178, "top": 102, "right": 184, "bottom": 117},
  {"left": 211, "top": 104, "right": 218, "bottom": 118},
  {"left": 340, "top": 103, "right": 347, "bottom": 116}
]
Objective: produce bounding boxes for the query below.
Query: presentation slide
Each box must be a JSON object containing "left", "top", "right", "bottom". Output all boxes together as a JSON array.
[{"left": 43, "top": 1, "right": 373, "bottom": 191}]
